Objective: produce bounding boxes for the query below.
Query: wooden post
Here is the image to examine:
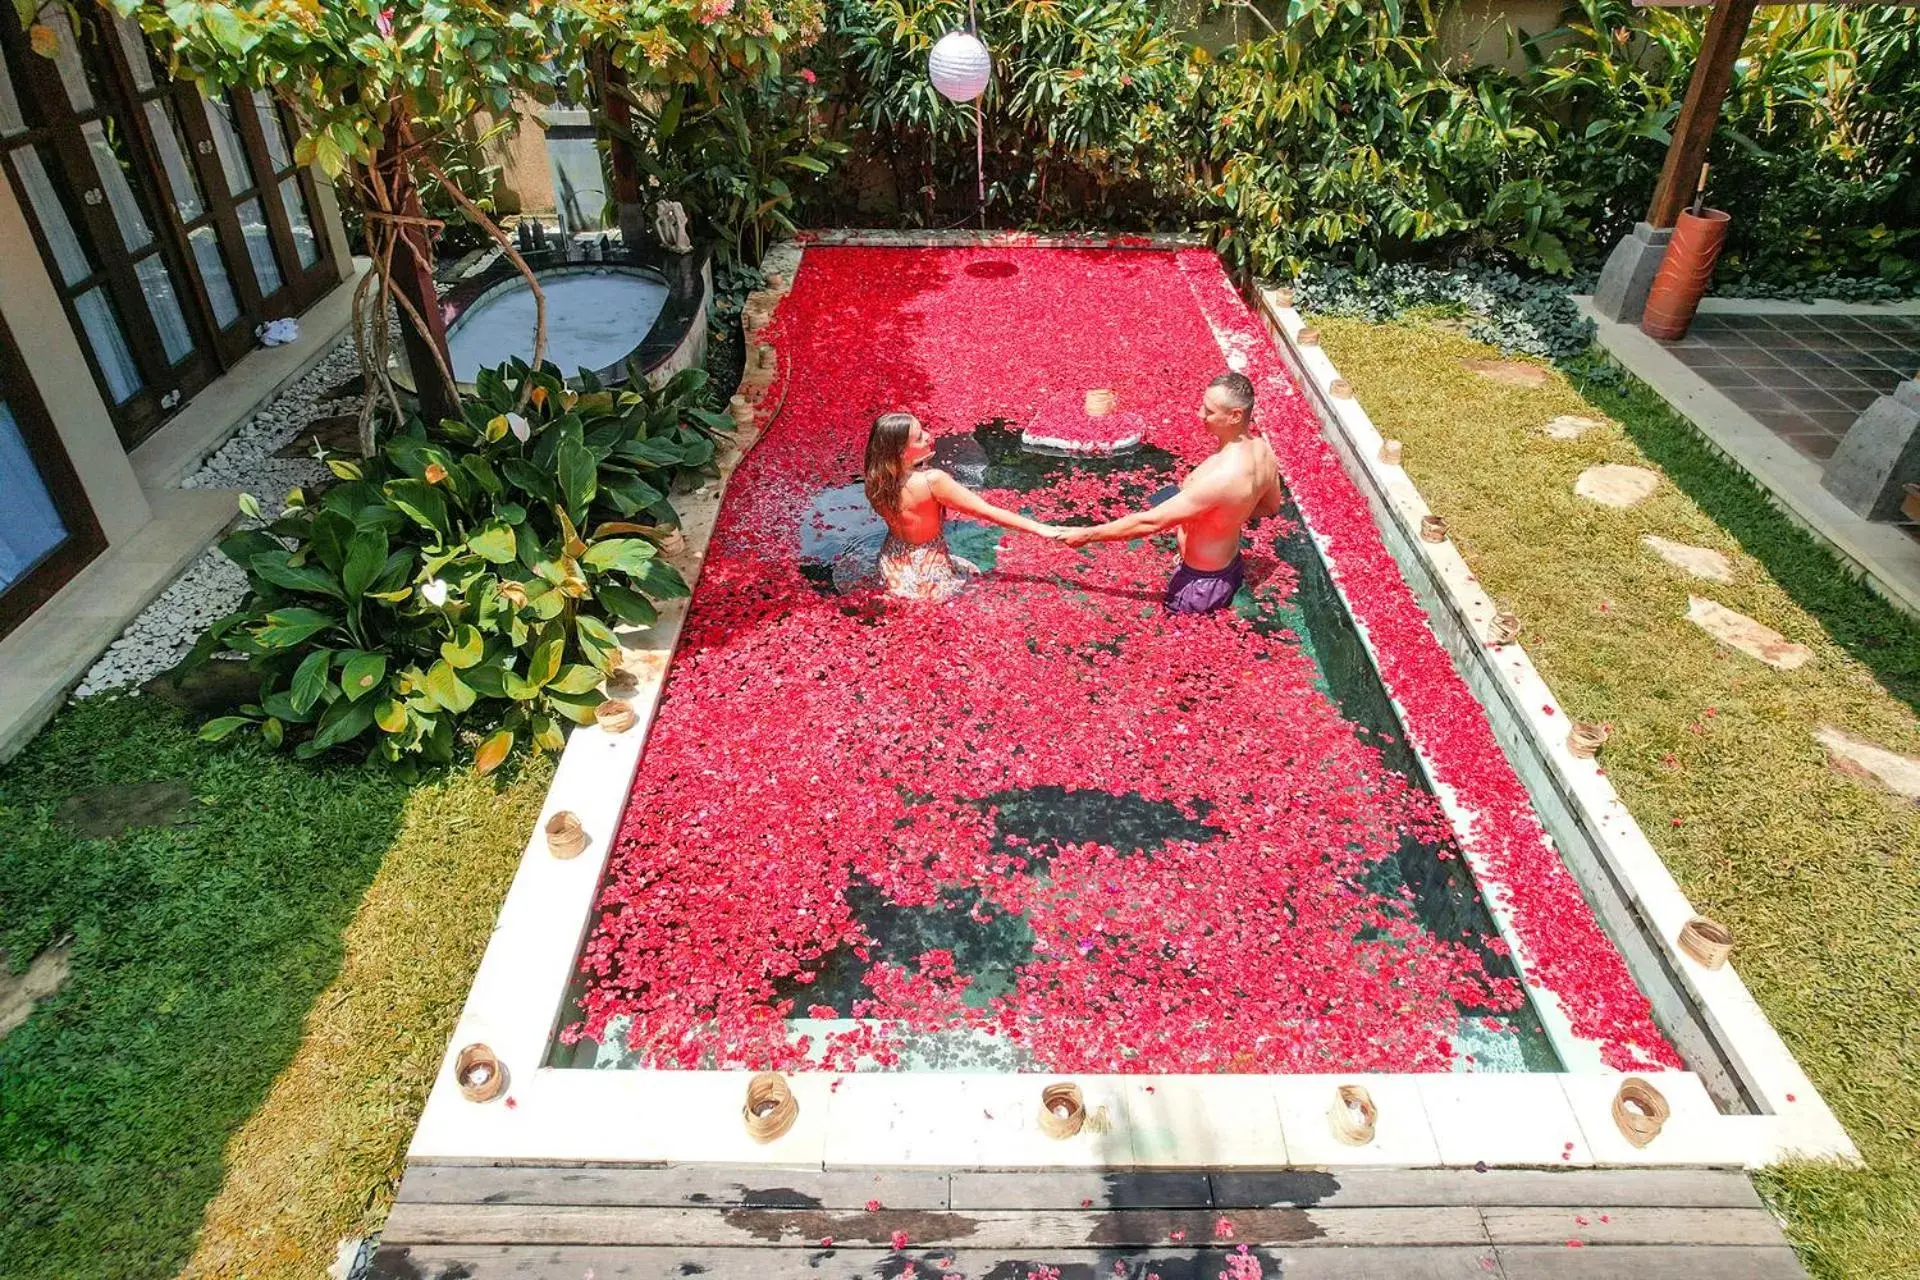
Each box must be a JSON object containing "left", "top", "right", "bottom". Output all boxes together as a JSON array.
[
  {"left": 1646, "top": 0, "right": 1759, "bottom": 228},
  {"left": 596, "top": 52, "right": 643, "bottom": 208},
  {"left": 380, "top": 116, "right": 457, "bottom": 426}
]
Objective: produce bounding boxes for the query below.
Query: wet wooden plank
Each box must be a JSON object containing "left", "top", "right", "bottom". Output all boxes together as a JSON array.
[
  {"left": 380, "top": 1202, "right": 1490, "bottom": 1249},
  {"left": 948, "top": 1171, "right": 1213, "bottom": 1210},
  {"left": 372, "top": 1244, "right": 1506, "bottom": 1280},
  {"left": 1482, "top": 1206, "right": 1788, "bottom": 1248},
  {"left": 1497, "top": 1244, "right": 1808, "bottom": 1279},
  {"left": 397, "top": 1164, "right": 950, "bottom": 1210},
  {"left": 1211, "top": 1168, "right": 1763, "bottom": 1210}
]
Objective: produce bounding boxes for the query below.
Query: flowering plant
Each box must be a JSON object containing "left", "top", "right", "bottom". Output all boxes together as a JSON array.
[{"left": 192, "top": 361, "right": 730, "bottom": 771}]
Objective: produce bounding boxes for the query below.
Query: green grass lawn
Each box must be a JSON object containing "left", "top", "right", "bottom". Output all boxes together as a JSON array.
[
  {"left": 1316, "top": 316, "right": 1920, "bottom": 1280},
  {"left": 0, "top": 695, "right": 548, "bottom": 1280}
]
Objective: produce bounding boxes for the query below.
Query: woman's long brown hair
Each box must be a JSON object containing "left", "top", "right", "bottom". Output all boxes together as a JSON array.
[{"left": 863, "top": 412, "right": 918, "bottom": 519}]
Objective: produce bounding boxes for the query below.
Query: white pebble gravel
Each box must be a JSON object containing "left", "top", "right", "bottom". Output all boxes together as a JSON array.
[{"left": 72, "top": 328, "right": 380, "bottom": 698}]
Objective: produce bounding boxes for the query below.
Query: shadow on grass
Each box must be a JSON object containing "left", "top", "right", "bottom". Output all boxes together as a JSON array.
[
  {"left": 1566, "top": 354, "right": 1920, "bottom": 719},
  {"left": 0, "top": 695, "right": 411, "bottom": 1280}
]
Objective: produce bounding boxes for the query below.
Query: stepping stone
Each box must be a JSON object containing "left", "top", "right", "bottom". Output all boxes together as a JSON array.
[
  {"left": 0, "top": 941, "right": 71, "bottom": 1042},
  {"left": 1575, "top": 464, "right": 1660, "bottom": 508},
  {"left": 1463, "top": 358, "right": 1550, "bottom": 388},
  {"left": 1815, "top": 726, "right": 1920, "bottom": 803},
  {"left": 1686, "top": 596, "right": 1814, "bottom": 671},
  {"left": 1642, "top": 534, "right": 1734, "bottom": 584},
  {"left": 54, "top": 780, "right": 194, "bottom": 839},
  {"left": 1542, "top": 414, "right": 1605, "bottom": 441}
]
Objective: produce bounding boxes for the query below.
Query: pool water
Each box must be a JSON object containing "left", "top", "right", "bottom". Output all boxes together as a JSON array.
[
  {"left": 558, "top": 421, "right": 1561, "bottom": 1074},
  {"left": 446, "top": 269, "right": 668, "bottom": 382}
]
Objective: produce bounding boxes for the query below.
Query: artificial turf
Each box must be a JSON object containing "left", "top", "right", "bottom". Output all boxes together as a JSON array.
[{"left": 1317, "top": 316, "right": 1920, "bottom": 1280}]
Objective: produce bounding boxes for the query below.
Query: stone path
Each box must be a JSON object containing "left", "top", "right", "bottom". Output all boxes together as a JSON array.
[{"left": 1574, "top": 464, "right": 1660, "bottom": 509}]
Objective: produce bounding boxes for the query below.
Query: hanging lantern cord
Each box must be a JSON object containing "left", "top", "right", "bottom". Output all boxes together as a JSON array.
[{"left": 971, "top": 0, "right": 985, "bottom": 226}]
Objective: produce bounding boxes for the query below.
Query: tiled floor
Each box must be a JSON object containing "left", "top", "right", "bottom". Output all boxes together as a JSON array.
[{"left": 1657, "top": 311, "right": 1920, "bottom": 463}]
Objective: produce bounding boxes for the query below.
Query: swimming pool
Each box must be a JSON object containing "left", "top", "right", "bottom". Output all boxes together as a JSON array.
[{"left": 405, "top": 236, "right": 1852, "bottom": 1173}]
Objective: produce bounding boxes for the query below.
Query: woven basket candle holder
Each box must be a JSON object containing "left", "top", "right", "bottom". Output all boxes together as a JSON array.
[
  {"left": 545, "top": 811, "right": 589, "bottom": 859},
  {"left": 1378, "top": 439, "right": 1403, "bottom": 466},
  {"left": 1611, "top": 1077, "right": 1671, "bottom": 1148},
  {"left": 1274, "top": 287, "right": 1295, "bottom": 308},
  {"left": 1038, "top": 1082, "right": 1086, "bottom": 1139},
  {"left": 1296, "top": 327, "right": 1321, "bottom": 346},
  {"left": 1329, "top": 1084, "right": 1377, "bottom": 1146},
  {"left": 595, "top": 699, "right": 636, "bottom": 734},
  {"left": 456, "top": 1043, "right": 506, "bottom": 1103},
  {"left": 741, "top": 307, "right": 767, "bottom": 334},
  {"left": 1329, "top": 378, "right": 1354, "bottom": 399},
  {"left": 728, "top": 394, "right": 755, "bottom": 430},
  {"left": 1419, "top": 515, "right": 1447, "bottom": 544},
  {"left": 1489, "top": 612, "right": 1522, "bottom": 646},
  {"left": 1083, "top": 388, "right": 1117, "bottom": 417},
  {"left": 743, "top": 1072, "right": 798, "bottom": 1143},
  {"left": 765, "top": 271, "right": 789, "bottom": 294},
  {"left": 1677, "top": 916, "right": 1733, "bottom": 969},
  {"left": 1567, "top": 721, "right": 1609, "bottom": 759}
]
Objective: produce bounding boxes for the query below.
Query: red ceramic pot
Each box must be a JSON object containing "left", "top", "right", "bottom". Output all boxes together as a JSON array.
[{"left": 1641, "top": 208, "right": 1731, "bottom": 341}]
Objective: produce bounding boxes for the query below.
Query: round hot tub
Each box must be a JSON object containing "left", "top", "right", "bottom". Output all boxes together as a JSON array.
[
  {"left": 448, "top": 267, "right": 669, "bottom": 383},
  {"left": 396, "top": 243, "right": 709, "bottom": 394}
]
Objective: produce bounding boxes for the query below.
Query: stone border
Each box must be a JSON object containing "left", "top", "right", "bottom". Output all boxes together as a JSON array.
[
  {"left": 405, "top": 236, "right": 1855, "bottom": 1174},
  {"left": 1578, "top": 295, "right": 1920, "bottom": 620}
]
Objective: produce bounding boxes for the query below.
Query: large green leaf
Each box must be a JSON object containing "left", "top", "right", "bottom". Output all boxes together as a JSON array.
[
  {"left": 548, "top": 663, "right": 603, "bottom": 695},
  {"left": 310, "top": 691, "right": 378, "bottom": 752},
  {"left": 441, "top": 625, "right": 486, "bottom": 669},
  {"left": 575, "top": 615, "right": 620, "bottom": 670},
  {"left": 341, "top": 651, "right": 387, "bottom": 701},
  {"left": 342, "top": 528, "right": 390, "bottom": 598},
  {"left": 468, "top": 520, "right": 518, "bottom": 564},
  {"left": 384, "top": 479, "right": 450, "bottom": 536},
  {"left": 250, "top": 550, "right": 344, "bottom": 599},
  {"left": 423, "top": 660, "right": 477, "bottom": 713},
  {"left": 597, "top": 583, "right": 659, "bottom": 627},
  {"left": 602, "top": 471, "right": 666, "bottom": 515},
  {"left": 557, "top": 438, "right": 597, "bottom": 517},
  {"left": 528, "top": 634, "right": 564, "bottom": 687},
  {"left": 289, "top": 648, "right": 333, "bottom": 716},
  {"left": 255, "top": 608, "right": 336, "bottom": 649},
  {"left": 630, "top": 559, "right": 691, "bottom": 599},
  {"left": 583, "top": 538, "right": 656, "bottom": 575}
]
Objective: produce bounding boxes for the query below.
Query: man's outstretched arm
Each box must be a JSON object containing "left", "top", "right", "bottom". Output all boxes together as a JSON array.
[{"left": 1063, "top": 484, "right": 1209, "bottom": 548}]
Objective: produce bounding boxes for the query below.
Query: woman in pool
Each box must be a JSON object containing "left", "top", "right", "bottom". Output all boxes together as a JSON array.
[{"left": 862, "top": 411, "right": 1062, "bottom": 601}]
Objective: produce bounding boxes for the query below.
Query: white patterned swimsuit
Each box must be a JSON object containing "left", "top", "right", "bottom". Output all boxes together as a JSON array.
[{"left": 876, "top": 532, "right": 979, "bottom": 602}]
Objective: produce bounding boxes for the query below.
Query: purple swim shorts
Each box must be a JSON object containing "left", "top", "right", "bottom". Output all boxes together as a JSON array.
[{"left": 1165, "top": 556, "right": 1245, "bottom": 615}]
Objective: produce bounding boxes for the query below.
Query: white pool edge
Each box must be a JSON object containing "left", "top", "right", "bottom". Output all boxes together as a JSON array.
[{"left": 405, "top": 236, "right": 1857, "bottom": 1174}]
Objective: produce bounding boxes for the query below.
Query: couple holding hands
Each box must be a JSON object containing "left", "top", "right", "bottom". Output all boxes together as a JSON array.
[{"left": 860, "top": 371, "right": 1282, "bottom": 614}]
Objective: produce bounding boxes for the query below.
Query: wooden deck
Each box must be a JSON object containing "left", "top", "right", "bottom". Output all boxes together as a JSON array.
[{"left": 371, "top": 1165, "right": 1807, "bottom": 1279}]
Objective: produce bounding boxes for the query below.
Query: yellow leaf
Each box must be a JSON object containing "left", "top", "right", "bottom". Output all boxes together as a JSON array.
[
  {"left": 28, "top": 23, "right": 56, "bottom": 56},
  {"left": 374, "top": 699, "right": 408, "bottom": 733},
  {"left": 474, "top": 728, "right": 514, "bottom": 774},
  {"left": 485, "top": 414, "right": 510, "bottom": 442}
]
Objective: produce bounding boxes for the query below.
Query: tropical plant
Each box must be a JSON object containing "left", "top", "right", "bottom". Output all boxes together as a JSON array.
[{"left": 192, "top": 360, "right": 733, "bottom": 772}]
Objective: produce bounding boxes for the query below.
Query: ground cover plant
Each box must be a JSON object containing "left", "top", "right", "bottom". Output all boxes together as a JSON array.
[
  {"left": 0, "top": 697, "right": 550, "bottom": 1280},
  {"left": 193, "top": 362, "right": 721, "bottom": 772},
  {"left": 1314, "top": 316, "right": 1920, "bottom": 1279},
  {"left": 565, "top": 244, "right": 1677, "bottom": 1074}
]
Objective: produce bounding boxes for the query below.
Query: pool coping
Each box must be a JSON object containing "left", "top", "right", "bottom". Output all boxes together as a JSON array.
[{"left": 405, "top": 233, "right": 1856, "bottom": 1174}]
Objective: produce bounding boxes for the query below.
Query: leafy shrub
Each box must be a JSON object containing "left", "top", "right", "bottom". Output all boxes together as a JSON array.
[
  {"left": 1293, "top": 261, "right": 1597, "bottom": 363},
  {"left": 194, "top": 362, "right": 732, "bottom": 772}
]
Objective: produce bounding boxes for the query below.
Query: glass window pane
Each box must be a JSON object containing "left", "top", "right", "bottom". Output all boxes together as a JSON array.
[
  {"left": 0, "top": 47, "right": 25, "bottom": 137},
  {"left": 111, "top": 10, "right": 156, "bottom": 91},
  {"left": 134, "top": 255, "right": 193, "bottom": 363},
  {"left": 143, "top": 100, "right": 203, "bottom": 220},
  {"left": 277, "top": 175, "right": 318, "bottom": 269},
  {"left": 236, "top": 196, "right": 282, "bottom": 296},
  {"left": 10, "top": 146, "right": 92, "bottom": 285},
  {"left": 83, "top": 119, "right": 154, "bottom": 252},
  {"left": 0, "top": 400, "right": 71, "bottom": 592},
  {"left": 45, "top": 10, "right": 94, "bottom": 113},
  {"left": 250, "top": 90, "right": 290, "bottom": 170},
  {"left": 201, "top": 90, "right": 250, "bottom": 195},
  {"left": 74, "top": 287, "right": 141, "bottom": 403},
  {"left": 187, "top": 225, "right": 239, "bottom": 328}
]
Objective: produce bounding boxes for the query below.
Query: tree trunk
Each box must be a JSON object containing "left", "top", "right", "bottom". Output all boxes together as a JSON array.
[{"left": 379, "top": 117, "right": 457, "bottom": 426}]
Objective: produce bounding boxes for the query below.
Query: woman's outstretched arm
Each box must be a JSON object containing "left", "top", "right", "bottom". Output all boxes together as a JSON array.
[{"left": 926, "top": 470, "right": 1059, "bottom": 537}]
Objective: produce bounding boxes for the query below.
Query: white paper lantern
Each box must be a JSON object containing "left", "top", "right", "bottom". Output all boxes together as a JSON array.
[{"left": 928, "top": 30, "right": 992, "bottom": 103}]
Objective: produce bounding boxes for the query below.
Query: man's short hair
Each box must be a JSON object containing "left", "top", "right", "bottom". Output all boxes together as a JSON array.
[{"left": 1208, "top": 370, "right": 1256, "bottom": 419}]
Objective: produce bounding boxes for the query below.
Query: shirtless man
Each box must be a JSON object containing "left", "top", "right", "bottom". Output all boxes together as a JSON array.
[{"left": 1061, "top": 371, "right": 1281, "bottom": 614}]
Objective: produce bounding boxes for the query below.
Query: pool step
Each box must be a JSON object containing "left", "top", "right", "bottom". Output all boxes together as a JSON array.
[{"left": 372, "top": 1165, "right": 1806, "bottom": 1278}]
